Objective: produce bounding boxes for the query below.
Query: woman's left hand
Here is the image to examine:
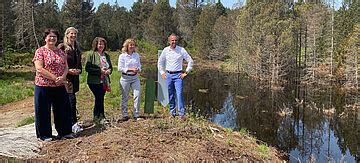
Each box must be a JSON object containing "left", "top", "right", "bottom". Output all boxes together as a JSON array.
[{"left": 55, "top": 76, "right": 66, "bottom": 84}]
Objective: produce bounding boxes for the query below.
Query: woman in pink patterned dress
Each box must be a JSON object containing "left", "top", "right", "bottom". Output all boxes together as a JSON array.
[{"left": 33, "top": 28, "right": 73, "bottom": 141}]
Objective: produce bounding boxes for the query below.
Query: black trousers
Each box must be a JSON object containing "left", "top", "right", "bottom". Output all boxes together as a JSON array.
[
  {"left": 34, "top": 85, "right": 72, "bottom": 140},
  {"left": 88, "top": 84, "right": 106, "bottom": 120},
  {"left": 68, "top": 93, "right": 77, "bottom": 125}
]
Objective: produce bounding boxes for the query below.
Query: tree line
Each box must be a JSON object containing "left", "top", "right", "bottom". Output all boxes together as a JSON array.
[{"left": 0, "top": 0, "right": 358, "bottom": 90}]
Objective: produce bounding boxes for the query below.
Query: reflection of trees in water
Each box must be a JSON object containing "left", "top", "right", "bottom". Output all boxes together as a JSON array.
[
  {"left": 184, "top": 70, "right": 358, "bottom": 161},
  {"left": 227, "top": 73, "right": 289, "bottom": 147},
  {"left": 332, "top": 88, "right": 360, "bottom": 161},
  {"left": 211, "top": 92, "right": 237, "bottom": 129},
  {"left": 294, "top": 84, "right": 359, "bottom": 161},
  {"left": 184, "top": 70, "right": 228, "bottom": 117}
]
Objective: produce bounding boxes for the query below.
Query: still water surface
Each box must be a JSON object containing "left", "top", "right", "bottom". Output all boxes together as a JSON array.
[{"left": 181, "top": 70, "right": 359, "bottom": 162}]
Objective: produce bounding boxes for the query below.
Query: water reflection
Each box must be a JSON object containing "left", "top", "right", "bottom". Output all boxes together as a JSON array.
[
  {"left": 211, "top": 92, "right": 237, "bottom": 129},
  {"left": 183, "top": 70, "right": 359, "bottom": 162}
]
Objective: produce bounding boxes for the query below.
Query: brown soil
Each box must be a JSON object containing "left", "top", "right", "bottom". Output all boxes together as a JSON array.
[
  {"left": 0, "top": 96, "right": 285, "bottom": 162},
  {"left": 0, "top": 97, "right": 34, "bottom": 128},
  {"left": 35, "top": 118, "right": 284, "bottom": 161}
]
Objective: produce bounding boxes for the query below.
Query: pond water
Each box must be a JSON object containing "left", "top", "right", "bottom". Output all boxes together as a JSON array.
[{"left": 179, "top": 69, "right": 359, "bottom": 162}]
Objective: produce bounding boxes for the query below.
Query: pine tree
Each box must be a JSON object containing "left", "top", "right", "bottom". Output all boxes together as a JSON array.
[
  {"left": 144, "top": 0, "right": 175, "bottom": 48},
  {"left": 0, "top": 0, "right": 4, "bottom": 57},
  {"left": 130, "top": 2, "right": 154, "bottom": 39},
  {"left": 93, "top": 3, "right": 113, "bottom": 48},
  {"left": 110, "top": 4, "right": 130, "bottom": 50},
  {"left": 14, "top": 0, "right": 39, "bottom": 50},
  {"left": 344, "top": 25, "right": 359, "bottom": 90},
  {"left": 194, "top": 3, "right": 226, "bottom": 59},
  {"left": 35, "top": 2, "right": 62, "bottom": 45},
  {"left": 61, "top": 0, "right": 94, "bottom": 49},
  {"left": 176, "top": 1, "right": 201, "bottom": 47},
  {"left": 3, "top": 1, "right": 16, "bottom": 51}
]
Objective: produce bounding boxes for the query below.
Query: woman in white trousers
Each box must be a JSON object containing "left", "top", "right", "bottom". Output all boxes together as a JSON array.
[{"left": 118, "top": 39, "right": 142, "bottom": 121}]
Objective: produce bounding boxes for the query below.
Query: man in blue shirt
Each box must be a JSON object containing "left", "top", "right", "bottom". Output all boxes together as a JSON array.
[{"left": 158, "top": 33, "right": 194, "bottom": 119}]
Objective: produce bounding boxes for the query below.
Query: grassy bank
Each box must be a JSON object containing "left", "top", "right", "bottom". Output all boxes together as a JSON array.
[
  {"left": 36, "top": 116, "right": 284, "bottom": 161},
  {"left": 0, "top": 68, "right": 34, "bottom": 105}
]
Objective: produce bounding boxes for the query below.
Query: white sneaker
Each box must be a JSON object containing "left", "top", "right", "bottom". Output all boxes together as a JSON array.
[
  {"left": 72, "top": 123, "right": 83, "bottom": 134},
  {"left": 99, "top": 119, "right": 110, "bottom": 125}
]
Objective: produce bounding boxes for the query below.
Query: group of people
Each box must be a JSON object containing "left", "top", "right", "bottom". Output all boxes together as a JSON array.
[{"left": 33, "top": 28, "right": 194, "bottom": 141}]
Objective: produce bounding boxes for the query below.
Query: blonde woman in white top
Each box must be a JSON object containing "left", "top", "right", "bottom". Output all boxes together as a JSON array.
[{"left": 118, "top": 38, "right": 142, "bottom": 121}]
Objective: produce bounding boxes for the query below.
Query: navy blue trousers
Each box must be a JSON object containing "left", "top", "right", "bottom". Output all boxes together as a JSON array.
[
  {"left": 88, "top": 84, "right": 105, "bottom": 120},
  {"left": 34, "top": 85, "right": 72, "bottom": 140}
]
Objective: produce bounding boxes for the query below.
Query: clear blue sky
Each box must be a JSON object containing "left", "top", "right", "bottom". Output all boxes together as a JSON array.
[
  {"left": 57, "top": 0, "right": 239, "bottom": 10},
  {"left": 56, "top": 0, "right": 342, "bottom": 10}
]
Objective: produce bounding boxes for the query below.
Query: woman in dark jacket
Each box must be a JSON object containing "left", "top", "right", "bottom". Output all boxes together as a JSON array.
[
  {"left": 85, "top": 37, "right": 112, "bottom": 124},
  {"left": 58, "top": 27, "right": 82, "bottom": 131}
]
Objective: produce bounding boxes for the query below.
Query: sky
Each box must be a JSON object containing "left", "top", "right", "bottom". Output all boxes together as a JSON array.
[
  {"left": 56, "top": 0, "right": 342, "bottom": 10},
  {"left": 56, "top": 0, "right": 239, "bottom": 10}
]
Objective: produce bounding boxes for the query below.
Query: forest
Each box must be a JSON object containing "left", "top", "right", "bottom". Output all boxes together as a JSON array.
[{"left": 0, "top": 0, "right": 358, "bottom": 92}]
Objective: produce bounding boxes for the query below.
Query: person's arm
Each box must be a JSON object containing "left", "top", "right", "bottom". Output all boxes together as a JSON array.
[
  {"left": 34, "top": 60, "right": 57, "bottom": 81},
  {"left": 137, "top": 54, "right": 141, "bottom": 72},
  {"left": 57, "top": 56, "right": 68, "bottom": 84},
  {"left": 85, "top": 52, "right": 101, "bottom": 75},
  {"left": 77, "top": 49, "right": 82, "bottom": 75},
  {"left": 158, "top": 50, "right": 166, "bottom": 79},
  {"left": 183, "top": 48, "right": 194, "bottom": 74},
  {"left": 118, "top": 54, "right": 128, "bottom": 73}
]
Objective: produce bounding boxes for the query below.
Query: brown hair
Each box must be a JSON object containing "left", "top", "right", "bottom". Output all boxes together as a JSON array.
[
  {"left": 43, "top": 28, "right": 60, "bottom": 40},
  {"left": 168, "top": 33, "right": 178, "bottom": 40},
  {"left": 91, "top": 37, "right": 107, "bottom": 52},
  {"left": 121, "top": 38, "right": 136, "bottom": 53}
]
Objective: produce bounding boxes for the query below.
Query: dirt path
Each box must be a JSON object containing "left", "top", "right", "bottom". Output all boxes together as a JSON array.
[
  {"left": 0, "top": 97, "right": 34, "bottom": 128},
  {"left": 0, "top": 97, "right": 43, "bottom": 159}
]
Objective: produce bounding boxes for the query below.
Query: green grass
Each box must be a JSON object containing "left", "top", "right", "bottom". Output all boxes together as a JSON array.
[
  {"left": 239, "top": 128, "right": 249, "bottom": 135},
  {"left": 16, "top": 116, "right": 35, "bottom": 127},
  {"left": 258, "top": 144, "right": 269, "bottom": 159},
  {"left": 0, "top": 71, "right": 34, "bottom": 105}
]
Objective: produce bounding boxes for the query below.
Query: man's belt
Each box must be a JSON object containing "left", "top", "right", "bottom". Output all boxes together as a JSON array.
[{"left": 166, "top": 70, "right": 183, "bottom": 74}]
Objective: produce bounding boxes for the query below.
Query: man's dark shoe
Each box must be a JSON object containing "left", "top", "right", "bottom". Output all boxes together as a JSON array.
[
  {"left": 179, "top": 116, "right": 186, "bottom": 121},
  {"left": 118, "top": 116, "right": 129, "bottom": 122}
]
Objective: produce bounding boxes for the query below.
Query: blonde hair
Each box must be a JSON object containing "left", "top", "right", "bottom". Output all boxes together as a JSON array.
[
  {"left": 63, "top": 27, "right": 78, "bottom": 44},
  {"left": 63, "top": 27, "right": 79, "bottom": 52},
  {"left": 121, "top": 38, "right": 136, "bottom": 53}
]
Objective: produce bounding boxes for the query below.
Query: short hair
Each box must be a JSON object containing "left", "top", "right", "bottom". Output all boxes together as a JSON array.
[
  {"left": 63, "top": 27, "right": 78, "bottom": 44},
  {"left": 121, "top": 38, "right": 136, "bottom": 53},
  {"left": 43, "top": 28, "right": 60, "bottom": 40},
  {"left": 168, "top": 33, "right": 178, "bottom": 40},
  {"left": 91, "top": 37, "right": 107, "bottom": 52}
]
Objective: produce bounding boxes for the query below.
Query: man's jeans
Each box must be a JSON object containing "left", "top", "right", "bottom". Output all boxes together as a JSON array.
[{"left": 166, "top": 72, "right": 185, "bottom": 116}]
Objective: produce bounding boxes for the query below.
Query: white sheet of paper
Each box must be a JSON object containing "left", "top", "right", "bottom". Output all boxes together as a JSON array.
[{"left": 157, "top": 50, "right": 169, "bottom": 107}]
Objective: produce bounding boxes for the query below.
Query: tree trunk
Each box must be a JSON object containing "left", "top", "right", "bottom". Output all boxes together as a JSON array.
[
  {"left": 0, "top": 0, "right": 4, "bottom": 57},
  {"left": 31, "top": 4, "right": 39, "bottom": 48}
]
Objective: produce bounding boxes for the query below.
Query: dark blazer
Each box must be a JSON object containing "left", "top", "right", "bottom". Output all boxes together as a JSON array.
[
  {"left": 59, "top": 42, "right": 82, "bottom": 93},
  {"left": 85, "top": 51, "right": 113, "bottom": 84}
]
